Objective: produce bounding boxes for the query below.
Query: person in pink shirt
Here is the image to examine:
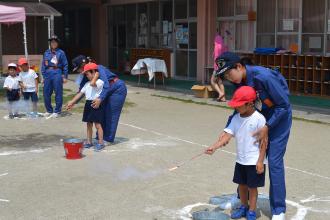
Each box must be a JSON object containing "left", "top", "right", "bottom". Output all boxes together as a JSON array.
[{"left": 211, "top": 34, "right": 228, "bottom": 102}]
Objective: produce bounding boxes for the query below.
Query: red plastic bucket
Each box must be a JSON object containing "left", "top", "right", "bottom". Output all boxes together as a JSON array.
[{"left": 63, "top": 138, "right": 83, "bottom": 159}]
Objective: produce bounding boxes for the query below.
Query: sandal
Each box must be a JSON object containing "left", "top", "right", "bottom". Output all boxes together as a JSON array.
[
  {"left": 94, "top": 143, "right": 105, "bottom": 152},
  {"left": 217, "top": 95, "right": 227, "bottom": 102},
  {"left": 83, "top": 142, "right": 93, "bottom": 148}
]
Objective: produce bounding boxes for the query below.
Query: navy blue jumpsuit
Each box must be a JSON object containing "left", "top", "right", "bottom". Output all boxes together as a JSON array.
[
  {"left": 41, "top": 48, "right": 68, "bottom": 113},
  {"left": 227, "top": 65, "right": 292, "bottom": 215},
  {"left": 79, "top": 65, "right": 127, "bottom": 143}
]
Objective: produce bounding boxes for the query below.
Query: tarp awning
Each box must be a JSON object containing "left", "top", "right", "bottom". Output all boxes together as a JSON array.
[
  {"left": 0, "top": 2, "right": 61, "bottom": 17},
  {"left": 0, "top": 4, "right": 26, "bottom": 24}
]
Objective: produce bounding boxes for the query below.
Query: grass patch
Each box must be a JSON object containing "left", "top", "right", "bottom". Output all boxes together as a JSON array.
[{"left": 152, "top": 94, "right": 330, "bottom": 126}]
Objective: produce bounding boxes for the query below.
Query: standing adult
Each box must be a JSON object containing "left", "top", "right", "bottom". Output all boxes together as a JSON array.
[
  {"left": 72, "top": 55, "right": 127, "bottom": 146},
  {"left": 41, "top": 35, "right": 68, "bottom": 118},
  {"left": 215, "top": 52, "right": 291, "bottom": 220}
]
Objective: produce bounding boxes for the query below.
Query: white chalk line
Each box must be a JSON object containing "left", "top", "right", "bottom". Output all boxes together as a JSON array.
[
  {"left": 176, "top": 194, "right": 329, "bottom": 220},
  {"left": 0, "top": 148, "right": 51, "bottom": 156},
  {"left": 0, "top": 173, "right": 8, "bottom": 177},
  {"left": 120, "top": 122, "right": 330, "bottom": 181},
  {"left": 0, "top": 172, "right": 9, "bottom": 203},
  {"left": 0, "top": 199, "right": 10, "bottom": 203}
]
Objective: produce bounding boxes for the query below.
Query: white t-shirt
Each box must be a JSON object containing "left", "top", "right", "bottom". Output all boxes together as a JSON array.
[
  {"left": 3, "top": 75, "right": 21, "bottom": 90},
  {"left": 224, "top": 111, "right": 267, "bottom": 165},
  {"left": 80, "top": 79, "right": 104, "bottom": 101},
  {"left": 19, "top": 69, "right": 38, "bottom": 92}
]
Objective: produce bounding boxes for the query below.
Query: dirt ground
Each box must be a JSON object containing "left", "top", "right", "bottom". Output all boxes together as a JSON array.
[{"left": 0, "top": 82, "right": 330, "bottom": 220}]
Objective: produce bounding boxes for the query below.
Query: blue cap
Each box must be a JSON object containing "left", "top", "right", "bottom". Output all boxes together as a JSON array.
[
  {"left": 215, "top": 52, "right": 240, "bottom": 79},
  {"left": 72, "top": 55, "right": 87, "bottom": 72}
]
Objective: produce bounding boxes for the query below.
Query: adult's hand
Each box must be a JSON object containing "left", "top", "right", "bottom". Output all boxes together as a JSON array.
[
  {"left": 253, "top": 125, "right": 269, "bottom": 149},
  {"left": 91, "top": 98, "right": 102, "bottom": 109}
]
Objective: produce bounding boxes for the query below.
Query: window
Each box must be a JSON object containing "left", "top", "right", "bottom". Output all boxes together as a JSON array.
[
  {"left": 149, "top": 1, "right": 160, "bottom": 48},
  {"left": 174, "top": 0, "right": 197, "bottom": 78},
  {"left": 175, "top": 0, "right": 187, "bottom": 19},
  {"left": 258, "top": 0, "right": 329, "bottom": 54},
  {"left": 189, "top": 0, "right": 197, "bottom": 17},
  {"left": 217, "top": 0, "right": 234, "bottom": 17},
  {"left": 138, "top": 3, "right": 148, "bottom": 48},
  {"left": 218, "top": 0, "right": 256, "bottom": 52},
  {"left": 257, "top": 0, "right": 275, "bottom": 47},
  {"left": 126, "top": 4, "right": 137, "bottom": 49},
  {"left": 236, "top": 21, "right": 254, "bottom": 51},
  {"left": 302, "top": 0, "right": 325, "bottom": 53},
  {"left": 236, "top": 0, "right": 250, "bottom": 15}
]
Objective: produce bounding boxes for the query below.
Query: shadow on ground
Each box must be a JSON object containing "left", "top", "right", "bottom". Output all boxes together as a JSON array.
[{"left": 0, "top": 133, "right": 68, "bottom": 150}]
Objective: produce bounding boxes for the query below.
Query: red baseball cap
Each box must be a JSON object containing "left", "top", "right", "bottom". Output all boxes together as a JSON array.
[
  {"left": 228, "top": 86, "right": 257, "bottom": 108},
  {"left": 83, "top": 63, "right": 98, "bottom": 73},
  {"left": 18, "top": 58, "right": 28, "bottom": 66}
]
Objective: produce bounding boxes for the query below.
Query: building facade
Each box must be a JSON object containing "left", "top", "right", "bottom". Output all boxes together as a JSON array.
[{"left": 3, "top": 0, "right": 330, "bottom": 83}]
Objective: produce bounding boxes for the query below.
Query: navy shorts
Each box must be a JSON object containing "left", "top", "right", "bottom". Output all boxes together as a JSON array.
[
  {"left": 23, "top": 92, "right": 38, "bottom": 102},
  {"left": 6, "top": 89, "right": 20, "bottom": 101},
  {"left": 233, "top": 163, "right": 265, "bottom": 188},
  {"left": 82, "top": 100, "right": 104, "bottom": 123}
]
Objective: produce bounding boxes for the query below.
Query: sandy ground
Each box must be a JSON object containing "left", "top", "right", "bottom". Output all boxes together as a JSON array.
[{"left": 0, "top": 82, "right": 330, "bottom": 220}]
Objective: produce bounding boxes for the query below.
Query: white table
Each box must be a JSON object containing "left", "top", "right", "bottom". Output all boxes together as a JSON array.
[{"left": 131, "top": 58, "right": 168, "bottom": 88}]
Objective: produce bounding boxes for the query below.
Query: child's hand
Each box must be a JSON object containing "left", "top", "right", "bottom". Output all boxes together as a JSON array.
[
  {"left": 256, "top": 162, "right": 264, "bottom": 174},
  {"left": 66, "top": 101, "right": 74, "bottom": 110},
  {"left": 205, "top": 146, "right": 216, "bottom": 155}
]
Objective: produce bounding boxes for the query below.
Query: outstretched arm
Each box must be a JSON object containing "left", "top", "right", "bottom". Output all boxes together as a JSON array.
[
  {"left": 205, "top": 132, "right": 232, "bottom": 155},
  {"left": 66, "top": 92, "right": 84, "bottom": 110}
]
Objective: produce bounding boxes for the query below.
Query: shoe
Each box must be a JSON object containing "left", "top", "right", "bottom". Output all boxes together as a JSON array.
[
  {"left": 272, "top": 213, "right": 285, "bottom": 220},
  {"left": 83, "top": 142, "right": 93, "bottom": 148},
  {"left": 43, "top": 112, "right": 52, "bottom": 117},
  {"left": 9, "top": 114, "right": 14, "bottom": 119},
  {"left": 28, "top": 112, "right": 38, "bottom": 118},
  {"left": 247, "top": 210, "right": 257, "bottom": 220},
  {"left": 94, "top": 143, "right": 105, "bottom": 152},
  {"left": 46, "top": 113, "right": 59, "bottom": 119},
  {"left": 231, "top": 205, "right": 248, "bottom": 219}
]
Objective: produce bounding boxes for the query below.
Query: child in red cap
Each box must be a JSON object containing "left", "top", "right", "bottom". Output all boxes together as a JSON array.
[
  {"left": 3, "top": 63, "right": 20, "bottom": 118},
  {"left": 18, "top": 58, "right": 39, "bottom": 116},
  {"left": 66, "top": 63, "right": 105, "bottom": 152},
  {"left": 205, "top": 86, "right": 267, "bottom": 220}
]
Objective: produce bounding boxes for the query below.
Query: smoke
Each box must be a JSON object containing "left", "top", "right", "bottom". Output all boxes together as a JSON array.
[{"left": 116, "top": 166, "right": 164, "bottom": 181}]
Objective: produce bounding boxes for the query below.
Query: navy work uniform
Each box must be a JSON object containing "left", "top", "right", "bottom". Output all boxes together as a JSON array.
[
  {"left": 41, "top": 36, "right": 68, "bottom": 114},
  {"left": 79, "top": 64, "right": 127, "bottom": 143},
  {"left": 218, "top": 53, "right": 292, "bottom": 216}
]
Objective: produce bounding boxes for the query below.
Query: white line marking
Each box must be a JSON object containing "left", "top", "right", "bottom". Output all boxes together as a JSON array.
[
  {"left": 177, "top": 194, "right": 314, "bottom": 220},
  {"left": 0, "top": 173, "right": 8, "bottom": 177},
  {"left": 177, "top": 203, "right": 213, "bottom": 220},
  {"left": 0, "top": 148, "right": 51, "bottom": 156},
  {"left": 0, "top": 199, "right": 10, "bottom": 203},
  {"left": 286, "top": 167, "right": 330, "bottom": 180},
  {"left": 301, "top": 195, "right": 330, "bottom": 203},
  {"left": 120, "top": 122, "right": 330, "bottom": 180}
]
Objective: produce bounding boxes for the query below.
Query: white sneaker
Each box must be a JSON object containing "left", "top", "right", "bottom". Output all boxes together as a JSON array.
[
  {"left": 43, "top": 112, "right": 52, "bottom": 117},
  {"left": 272, "top": 213, "right": 285, "bottom": 220},
  {"left": 46, "top": 113, "right": 60, "bottom": 119}
]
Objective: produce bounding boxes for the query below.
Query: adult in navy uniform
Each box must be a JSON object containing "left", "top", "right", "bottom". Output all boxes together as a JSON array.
[
  {"left": 215, "top": 52, "right": 291, "bottom": 220},
  {"left": 72, "top": 55, "right": 127, "bottom": 148},
  {"left": 41, "top": 35, "right": 68, "bottom": 118}
]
